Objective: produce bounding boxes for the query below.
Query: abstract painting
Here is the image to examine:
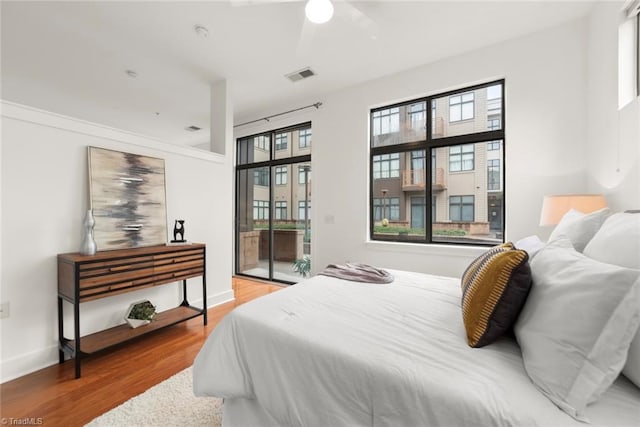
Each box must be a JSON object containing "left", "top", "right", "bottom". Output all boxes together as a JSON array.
[{"left": 88, "top": 146, "right": 167, "bottom": 251}]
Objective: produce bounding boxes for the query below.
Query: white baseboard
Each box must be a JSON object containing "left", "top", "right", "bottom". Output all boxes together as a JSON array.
[{"left": 0, "top": 290, "right": 236, "bottom": 384}]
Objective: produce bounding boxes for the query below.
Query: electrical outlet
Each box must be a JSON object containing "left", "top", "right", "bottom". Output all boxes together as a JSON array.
[{"left": 0, "top": 302, "right": 9, "bottom": 319}]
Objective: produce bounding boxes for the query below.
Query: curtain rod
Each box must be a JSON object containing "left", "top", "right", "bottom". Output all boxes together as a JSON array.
[{"left": 233, "top": 102, "right": 322, "bottom": 128}]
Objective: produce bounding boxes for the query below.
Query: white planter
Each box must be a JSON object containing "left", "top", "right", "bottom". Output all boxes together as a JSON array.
[
  {"left": 126, "top": 318, "right": 151, "bottom": 328},
  {"left": 125, "top": 300, "right": 155, "bottom": 329}
]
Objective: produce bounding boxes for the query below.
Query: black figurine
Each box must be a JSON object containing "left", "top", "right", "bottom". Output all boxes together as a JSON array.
[{"left": 172, "top": 220, "right": 185, "bottom": 243}]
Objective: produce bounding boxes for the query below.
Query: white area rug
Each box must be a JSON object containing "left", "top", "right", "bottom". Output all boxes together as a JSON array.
[{"left": 85, "top": 366, "right": 222, "bottom": 427}]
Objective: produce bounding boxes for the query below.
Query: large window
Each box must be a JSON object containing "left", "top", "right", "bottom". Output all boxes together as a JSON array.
[
  {"left": 236, "top": 123, "right": 312, "bottom": 284},
  {"left": 370, "top": 81, "right": 505, "bottom": 246}
]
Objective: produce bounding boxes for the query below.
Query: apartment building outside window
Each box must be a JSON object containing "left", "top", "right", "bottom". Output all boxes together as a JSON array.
[
  {"left": 487, "top": 159, "right": 500, "bottom": 191},
  {"left": 275, "top": 166, "right": 287, "bottom": 185},
  {"left": 236, "top": 122, "right": 312, "bottom": 284},
  {"left": 449, "top": 144, "right": 474, "bottom": 172},
  {"left": 370, "top": 80, "right": 505, "bottom": 245},
  {"left": 275, "top": 201, "right": 287, "bottom": 220},
  {"left": 298, "top": 201, "right": 311, "bottom": 220},
  {"left": 487, "top": 140, "right": 501, "bottom": 151},
  {"left": 275, "top": 133, "right": 288, "bottom": 150},
  {"left": 299, "top": 128, "right": 312, "bottom": 148},
  {"left": 254, "top": 168, "right": 269, "bottom": 186},
  {"left": 298, "top": 166, "right": 311, "bottom": 184},
  {"left": 449, "top": 92, "right": 474, "bottom": 122},
  {"left": 373, "top": 153, "right": 400, "bottom": 179},
  {"left": 487, "top": 118, "right": 501, "bottom": 130},
  {"left": 373, "top": 197, "right": 400, "bottom": 221},
  {"left": 409, "top": 102, "right": 426, "bottom": 131},
  {"left": 253, "top": 200, "right": 269, "bottom": 220},
  {"left": 372, "top": 107, "right": 400, "bottom": 136},
  {"left": 255, "top": 135, "right": 269, "bottom": 150},
  {"left": 450, "top": 196, "right": 474, "bottom": 221}
]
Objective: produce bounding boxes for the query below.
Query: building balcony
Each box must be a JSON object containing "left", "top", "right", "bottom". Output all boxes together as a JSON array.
[{"left": 402, "top": 168, "right": 446, "bottom": 192}]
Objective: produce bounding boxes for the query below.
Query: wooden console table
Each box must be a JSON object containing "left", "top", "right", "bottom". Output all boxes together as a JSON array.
[{"left": 57, "top": 243, "right": 207, "bottom": 378}]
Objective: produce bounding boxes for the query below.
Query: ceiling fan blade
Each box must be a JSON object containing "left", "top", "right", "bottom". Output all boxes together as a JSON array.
[
  {"left": 230, "top": 0, "right": 300, "bottom": 6},
  {"left": 296, "top": 16, "right": 316, "bottom": 57},
  {"left": 334, "top": 1, "right": 378, "bottom": 40}
]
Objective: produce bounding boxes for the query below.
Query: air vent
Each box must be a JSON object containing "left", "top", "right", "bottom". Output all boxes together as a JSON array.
[
  {"left": 185, "top": 125, "right": 201, "bottom": 132},
  {"left": 285, "top": 67, "right": 316, "bottom": 82}
]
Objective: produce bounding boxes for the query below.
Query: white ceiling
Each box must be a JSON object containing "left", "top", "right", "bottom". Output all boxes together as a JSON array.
[{"left": 1, "top": 1, "right": 596, "bottom": 146}]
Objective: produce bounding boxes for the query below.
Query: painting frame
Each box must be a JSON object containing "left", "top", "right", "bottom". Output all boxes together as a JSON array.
[{"left": 88, "top": 146, "right": 168, "bottom": 251}]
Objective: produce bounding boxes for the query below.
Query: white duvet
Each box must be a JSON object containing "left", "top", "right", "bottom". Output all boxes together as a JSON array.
[{"left": 193, "top": 270, "right": 640, "bottom": 427}]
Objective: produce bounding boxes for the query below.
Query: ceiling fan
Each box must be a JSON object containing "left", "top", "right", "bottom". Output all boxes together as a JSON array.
[{"left": 230, "top": 0, "right": 377, "bottom": 53}]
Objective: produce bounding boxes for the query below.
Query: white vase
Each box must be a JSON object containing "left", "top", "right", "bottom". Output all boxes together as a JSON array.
[{"left": 79, "top": 209, "right": 97, "bottom": 255}]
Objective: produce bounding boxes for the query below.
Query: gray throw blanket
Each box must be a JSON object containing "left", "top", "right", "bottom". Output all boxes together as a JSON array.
[{"left": 318, "top": 263, "right": 394, "bottom": 284}]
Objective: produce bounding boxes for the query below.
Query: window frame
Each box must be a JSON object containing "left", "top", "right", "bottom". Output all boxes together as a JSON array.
[
  {"left": 369, "top": 80, "right": 506, "bottom": 246},
  {"left": 235, "top": 122, "right": 312, "bottom": 285}
]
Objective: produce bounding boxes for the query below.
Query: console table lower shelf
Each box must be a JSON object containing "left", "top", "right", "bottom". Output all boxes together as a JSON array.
[{"left": 60, "top": 305, "right": 204, "bottom": 357}]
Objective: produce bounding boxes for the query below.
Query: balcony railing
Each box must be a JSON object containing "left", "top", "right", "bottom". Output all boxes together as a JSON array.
[{"left": 401, "top": 168, "right": 446, "bottom": 191}]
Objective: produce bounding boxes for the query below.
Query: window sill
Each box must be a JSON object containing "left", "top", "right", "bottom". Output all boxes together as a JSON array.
[{"left": 364, "top": 240, "right": 486, "bottom": 258}]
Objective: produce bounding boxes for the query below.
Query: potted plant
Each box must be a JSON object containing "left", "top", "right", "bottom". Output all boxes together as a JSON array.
[
  {"left": 293, "top": 255, "right": 311, "bottom": 278},
  {"left": 125, "top": 300, "right": 157, "bottom": 328}
]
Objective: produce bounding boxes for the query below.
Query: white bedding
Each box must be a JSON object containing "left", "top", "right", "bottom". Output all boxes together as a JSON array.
[{"left": 193, "top": 270, "right": 640, "bottom": 426}]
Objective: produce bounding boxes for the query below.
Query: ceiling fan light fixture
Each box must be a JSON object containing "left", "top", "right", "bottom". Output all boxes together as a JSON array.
[{"left": 305, "top": 0, "right": 334, "bottom": 24}]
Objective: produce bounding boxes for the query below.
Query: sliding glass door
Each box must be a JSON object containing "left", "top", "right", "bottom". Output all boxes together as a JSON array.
[{"left": 236, "top": 123, "right": 312, "bottom": 284}]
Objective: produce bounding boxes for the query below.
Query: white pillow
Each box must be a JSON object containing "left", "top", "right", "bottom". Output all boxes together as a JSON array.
[
  {"left": 626, "top": 329, "right": 640, "bottom": 388},
  {"left": 514, "top": 237, "right": 640, "bottom": 421},
  {"left": 583, "top": 212, "right": 640, "bottom": 388},
  {"left": 514, "top": 235, "right": 545, "bottom": 259},
  {"left": 548, "top": 207, "right": 610, "bottom": 252},
  {"left": 583, "top": 212, "right": 640, "bottom": 269}
]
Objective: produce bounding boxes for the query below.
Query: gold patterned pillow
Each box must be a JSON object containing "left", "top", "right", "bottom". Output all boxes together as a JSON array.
[{"left": 461, "top": 242, "right": 532, "bottom": 348}]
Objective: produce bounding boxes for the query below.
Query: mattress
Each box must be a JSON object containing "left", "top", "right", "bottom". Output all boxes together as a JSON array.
[{"left": 193, "top": 270, "right": 640, "bottom": 426}]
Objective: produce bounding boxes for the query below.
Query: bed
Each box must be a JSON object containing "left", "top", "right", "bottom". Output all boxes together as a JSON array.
[{"left": 193, "top": 210, "right": 640, "bottom": 426}]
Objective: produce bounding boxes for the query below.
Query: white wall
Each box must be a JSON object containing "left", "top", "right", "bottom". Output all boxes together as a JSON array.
[
  {"left": 310, "top": 18, "right": 586, "bottom": 278},
  {"left": 0, "top": 102, "right": 234, "bottom": 382},
  {"left": 236, "top": 18, "right": 593, "bottom": 279},
  {"left": 586, "top": 2, "right": 640, "bottom": 208}
]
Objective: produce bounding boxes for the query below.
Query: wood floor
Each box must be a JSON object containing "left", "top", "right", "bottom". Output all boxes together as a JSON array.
[{"left": 0, "top": 277, "right": 284, "bottom": 427}]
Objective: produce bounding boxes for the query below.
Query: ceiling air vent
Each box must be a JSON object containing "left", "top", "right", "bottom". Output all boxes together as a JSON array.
[
  {"left": 185, "top": 125, "right": 201, "bottom": 132},
  {"left": 286, "top": 67, "right": 316, "bottom": 83}
]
